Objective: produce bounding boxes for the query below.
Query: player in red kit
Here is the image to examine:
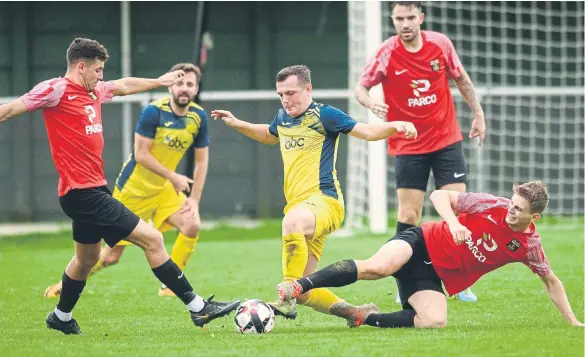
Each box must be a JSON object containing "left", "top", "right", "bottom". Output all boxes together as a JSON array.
[
  {"left": 277, "top": 181, "right": 584, "bottom": 329},
  {"left": 355, "top": 1, "right": 486, "bottom": 303},
  {"left": 0, "top": 38, "right": 239, "bottom": 334}
]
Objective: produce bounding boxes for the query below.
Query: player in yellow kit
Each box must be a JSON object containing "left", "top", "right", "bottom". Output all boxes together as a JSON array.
[
  {"left": 212, "top": 65, "right": 417, "bottom": 321},
  {"left": 44, "top": 63, "right": 209, "bottom": 298}
]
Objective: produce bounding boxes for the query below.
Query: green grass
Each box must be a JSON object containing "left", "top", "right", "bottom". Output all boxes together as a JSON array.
[{"left": 0, "top": 222, "right": 583, "bottom": 357}]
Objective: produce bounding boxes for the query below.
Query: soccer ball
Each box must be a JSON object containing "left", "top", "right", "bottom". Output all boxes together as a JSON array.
[{"left": 234, "top": 299, "right": 275, "bottom": 334}]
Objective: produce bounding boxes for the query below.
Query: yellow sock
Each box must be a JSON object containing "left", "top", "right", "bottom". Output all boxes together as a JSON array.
[
  {"left": 170, "top": 233, "right": 199, "bottom": 271},
  {"left": 301, "top": 288, "right": 344, "bottom": 314},
  {"left": 282, "top": 233, "right": 308, "bottom": 281},
  {"left": 88, "top": 260, "right": 106, "bottom": 277}
]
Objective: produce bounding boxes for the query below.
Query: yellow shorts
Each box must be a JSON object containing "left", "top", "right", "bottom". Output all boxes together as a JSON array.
[
  {"left": 113, "top": 183, "right": 186, "bottom": 246},
  {"left": 284, "top": 193, "right": 345, "bottom": 261}
]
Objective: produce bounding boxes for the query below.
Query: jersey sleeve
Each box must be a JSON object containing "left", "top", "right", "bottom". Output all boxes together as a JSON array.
[
  {"left": 360, "top": 40, "right": 394, "bottom": 88},
  {"left": 135, "top": 105, "right": 160, "bottom": 139},
  {"left": 193, "top": 111, "right": 210, "bottom": 148},
  {"left": 268, "top": 113, "right": 279, "bottom": 137},
  {"left": 19, "top": 80, "right": 65, "bottom": 111},
  {"left": 443, "top": 37, "right": 463, "bottom": 78},
  {"left": 522, "top": 236, "right": 552, "bottom": 276},
  {"left": 455, "top": 192, "right": 511, "bottom": 214},
  {"left": 320, "top": 106, "right": 358, "bottom": 134},
  {"left": 95, "top": 80, "right": 115, "bottom": 104},
  {"left": 430, "top": 33, "right": 463, "bottom": 78}
]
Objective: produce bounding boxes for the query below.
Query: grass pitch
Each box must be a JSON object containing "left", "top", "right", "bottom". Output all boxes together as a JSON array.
[{"left": 0, "top": 220, "right": 582, "bottom": 357}]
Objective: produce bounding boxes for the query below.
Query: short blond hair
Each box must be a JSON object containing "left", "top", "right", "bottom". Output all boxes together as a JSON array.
[{"left": 513, "top": 180, "right": 549, "bottom": 214}]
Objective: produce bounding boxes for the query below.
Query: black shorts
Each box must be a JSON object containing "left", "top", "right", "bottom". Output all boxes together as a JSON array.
[
  {"left": 395, "top": 141, "right": 467, "bottom": 191},
  {"left": 59, "top": 186, "right": 140, "bottom": 247},
  {"left": 388, "top": 227, "right": 444, "bottom": 310}
]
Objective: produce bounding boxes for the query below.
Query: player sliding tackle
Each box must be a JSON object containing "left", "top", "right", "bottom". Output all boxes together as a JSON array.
[
  {"left": 357, "top": 1, "right": 486, "bottom": 303},
  {"left": 212, "top": 64, "right": 416, "bottom": 321},
  {"left": 277, "top": 181, "right": 584, "bottom": 328}
]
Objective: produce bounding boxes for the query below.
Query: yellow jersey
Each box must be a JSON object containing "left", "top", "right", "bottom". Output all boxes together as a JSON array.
[
  {"left": 268, "top": 102, "right": 357, "bottom": 206},
  {"left": 115, "top": 97, "right": 209, "bottom": 197}
]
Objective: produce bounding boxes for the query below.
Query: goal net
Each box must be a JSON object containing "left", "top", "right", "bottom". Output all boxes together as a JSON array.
[{"left": 345, "top": 1, "right": 585, "bottom": 233}]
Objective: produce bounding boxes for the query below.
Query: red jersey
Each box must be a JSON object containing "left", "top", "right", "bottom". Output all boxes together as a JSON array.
[
  {"left": 360, "top": 31, "right": 464, "bottom": 156},
  {"left": 421, "top": 192, "right": 551, "bottom": 296},
  {"left": 20, "top": 78, "right": 115, "bottom": 196}
]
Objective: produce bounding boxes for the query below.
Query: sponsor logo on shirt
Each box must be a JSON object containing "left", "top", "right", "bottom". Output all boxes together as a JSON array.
[
  {"left": 466, "top": 233, "right": 498, "bottom": 263},
  {"left": 84, "top": 105, "right": 102, "bottom": 135},
  {"left": 284, "top": 137, "right": 305, "bottom": 150},
  {"left": 163, "top": 135, "right": 189, "bottom": 149},
  {"left": 408, "top": 79, "right": 436, "bottom": 107},
  {"left": 85, "top": 124, "right": 103, "bottom": 135}
]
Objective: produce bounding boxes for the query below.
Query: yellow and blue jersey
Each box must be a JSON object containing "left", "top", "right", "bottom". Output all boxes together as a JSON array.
[
  {"left": 268, "top": 102, "right": 357, "bottom": 206},
  {"left": 115, "top": 97, "right": 209, "bottom": 197}
]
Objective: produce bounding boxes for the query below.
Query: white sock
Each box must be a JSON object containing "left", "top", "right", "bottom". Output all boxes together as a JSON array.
[
  {"left": 54, "top": 308, "right": 72, "bottom": 322},
  {"left": 186, "top": 294, "right": 205, "bottom": 313}
]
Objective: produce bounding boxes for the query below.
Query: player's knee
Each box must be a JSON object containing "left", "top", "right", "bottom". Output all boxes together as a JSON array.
[
  {"left": 421, "top": 314, "right": 447, "bottom": 328},
  {"left": 397, "top": 208, "right": 420, "bottom": 225},
  {"left": 101, "top": 255, "right": 120, "bottom": 267},
  {"left": 76, "top": 255, "right": 100, "bottom": 274},
  {"left": 181, "top": 221, "right": 200, "bottom": 238},
  {"left": 282, "top": 215, "right": 302, "bottom": 235},
  {"left": 142, "top": 231, "right": 165, "bottom": 253},
  {"left": 361, "top": 259, "right": 393, "bottom": 279},
  {"left": 282, "top": 211, "right": 313, "bottom": 237}
]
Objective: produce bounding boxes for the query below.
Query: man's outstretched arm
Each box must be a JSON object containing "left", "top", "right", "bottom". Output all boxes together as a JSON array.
[
  {"left": 347, "top": 121, "right": 417, "bottom": 141},
  {"left": 540, "top": 272, "right": 583, "bottom": 326},
  {"left": 211, "top": 109, "right": 279, "bottom": 145},
  {"left": 112, "top": 70, "right": 186, "bottom": 96},
  {"left": 0, "top": 99, "right": 29, "bottom": 122}
]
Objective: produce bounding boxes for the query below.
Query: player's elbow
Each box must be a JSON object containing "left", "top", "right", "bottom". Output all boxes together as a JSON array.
[
  {"left": 134, "top": 149, "right": 148, "bottom": 164},
  {"left": 112, "top": 80, "right": 131, "bottom": 96},
  {"left": 264, "top": 134, "right": 279, "bottom": 145},
  {"left": 367, "top": 131, "right": 386, "bottom": 141},
  {"left": 351, "top": 125, "right": 376, "bottom": 141},
  {"left": 354, "top": 84, "right": 363, "bottom": 99},
  {"left": 541, "top": 272, "right": 560, "bottom": 289},
  {"left": 354, "top": 84, "right": 371, "bottom": 105},
  {"left": 429, "top": 190, "right": 447, "bottom": 204}
]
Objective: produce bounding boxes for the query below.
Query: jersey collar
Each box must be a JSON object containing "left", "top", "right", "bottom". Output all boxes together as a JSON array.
[
  {"left": 290, "top": 101, "right": 317, "bottom": 120},
  {"left": 398, "top": 30, "right": 426, "bottom": 54}
]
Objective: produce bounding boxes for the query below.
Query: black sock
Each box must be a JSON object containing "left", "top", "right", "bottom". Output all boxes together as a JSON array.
[
  {"left": 396, "top": 221, "right": 416, "bottom": 234},
  {"left": 152, "top": 259, "right": 196, "bottom": 305},
  {"left": 297, "top": 260, "right": 358, "bottom": 293},
  {"left": 365, "top": 310, "right": 416, "bottom": 328},
  {"left": 56, "top": 272, "right": 87, "bottom": 313}
]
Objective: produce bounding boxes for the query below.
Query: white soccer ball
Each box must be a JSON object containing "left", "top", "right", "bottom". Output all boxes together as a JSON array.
[{"left": 234, "top": 299, "right": 275, "bottom": 334}]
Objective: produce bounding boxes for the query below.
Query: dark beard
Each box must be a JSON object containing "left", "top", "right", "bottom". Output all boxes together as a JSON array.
[{"left": 172, "top": 96, "right": 191, "bottom": 107}]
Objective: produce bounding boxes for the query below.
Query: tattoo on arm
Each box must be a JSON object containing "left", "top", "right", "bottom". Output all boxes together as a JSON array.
[{"left": 454, "top": 72, "right": 483, "bottom": 114}]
